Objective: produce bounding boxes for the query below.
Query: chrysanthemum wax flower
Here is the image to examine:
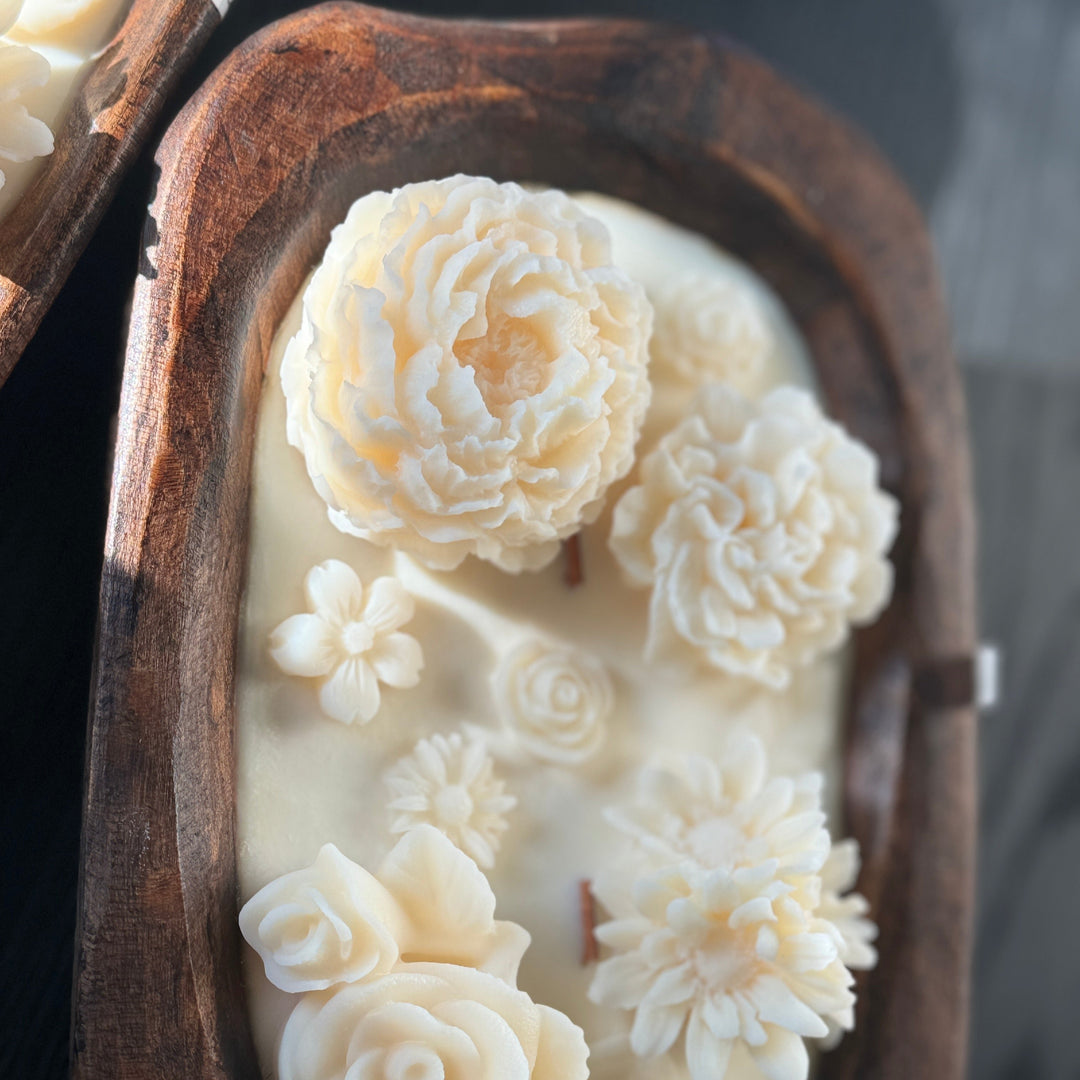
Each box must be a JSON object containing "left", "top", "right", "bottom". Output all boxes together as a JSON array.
[{"left": 589, "top": 735, "right": 875, "bottom": 1080}]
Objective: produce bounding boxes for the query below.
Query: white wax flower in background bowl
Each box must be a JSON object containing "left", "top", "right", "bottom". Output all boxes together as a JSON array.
[
  {"left": 281, "top": 174, "right": 653, "bottom": 573},
  {"left": 610, "top": 384, "right": 898, "bottom": 689},
  {"left": 278, "top": 961, "right": 589, "bottom": 1080},
  {"left": 588, "top": 734, "right": 874, "bottom": 1080},
  {"left": 0, "top": 1, "right": 53, "bottom": 193},
  {"left": 240, "top": 826, "right": 531, "bottom": 994},
  {"left": 384, "top": 732, "right": 516, "bottom": 869},
  {"left": 491, "top": 638, "right": 613, "bottom": 766},
  {"left": 269, "top": 559, "right": 423, "bottom": 725},
  {"left": 650, "top": 271, "right": 774, "bottom": 393},
  {"left": 5, "top": 0, "right": 129, "bottom": 46}
]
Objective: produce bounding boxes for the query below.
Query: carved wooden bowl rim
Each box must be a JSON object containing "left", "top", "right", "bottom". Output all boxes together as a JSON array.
[{"left": 73, "top": 6, "right": 977, "bottom": 1079}]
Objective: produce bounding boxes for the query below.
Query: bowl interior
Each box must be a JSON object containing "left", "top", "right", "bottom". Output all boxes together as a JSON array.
[{"left": 73, "top": 10, "right": 972, "bottom": 1080}]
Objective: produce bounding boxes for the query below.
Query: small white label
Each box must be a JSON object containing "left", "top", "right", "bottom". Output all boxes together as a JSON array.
[
  {"left": 975, "top": 643, "right": 1001, "bottom": 710},
  {"left": 211, "top": 0, "right": 231, "bottom": 16}
]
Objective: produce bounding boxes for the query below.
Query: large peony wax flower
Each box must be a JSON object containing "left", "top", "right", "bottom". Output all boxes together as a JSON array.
[
  {"left": 0, "top": 1, "right": 53, "bottom": 192},
  {"left": 281, "top": 175, "right": 653, "bottom": 572},
  {"left": 610, "top": 384, "right": 898, "bottom": 688},
  {"left": 279, "top": 961, "right": 589, "bottom": 1080},
  {"left": 239, "top": 826, "right": 530, "bottom": 994}
]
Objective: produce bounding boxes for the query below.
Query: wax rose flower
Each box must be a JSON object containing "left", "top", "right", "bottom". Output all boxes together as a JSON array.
[
  {"left": 269, "top": 560, "right": 423, "bottom": 725},
  {"left": 281, "top": 174, "right": 653, "bottom": 573},
  {"left": 610, "top": 384, "right": 898, "bottom": 688},
  {"left": 492, "top": 639, "right": 613, "bottom": 766},
  {"left": 239, "top": 826, "right": 530, "bottom": 994},
  {"left": 278, "top": 961, "right": 589, "bottom": 1080},
  {"left": 238, "top": 844, "right": 406, "bottom": 994},
  {"left": 650, "top": 271, "right": 774, "bottom": 392},
  {"left": 0, "top": 1, "right": 53, "bottom": 193}
]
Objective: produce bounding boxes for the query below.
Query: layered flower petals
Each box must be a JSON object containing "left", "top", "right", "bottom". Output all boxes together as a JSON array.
[
  {"left": 610, "top": 385, "right": 898, "bottom": 688},
  {"left": 282, "top": 175, "right": 653, "bottom": 572},
  {"left": 385, "top": 734, "right": 516, "bottom": 870},
  {"left": 241, "top": 827, "right": 531, "bottom": 997},
  {"left": 239, "top": 844, "right": 406, "bottom": 993},
  {"left": 278, "top": 963, "right": 588, "bottom": 1080},
  {"left": 651, "top": 271, "right": 774, "bottom": 393},
  {"left": 589, "top": 735, "right": 874, "bottom": 1080},
  {"left": 492, "top": 639, "right": 613, "bottom": 765}
]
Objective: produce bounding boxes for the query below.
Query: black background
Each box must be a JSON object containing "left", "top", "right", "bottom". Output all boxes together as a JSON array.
[{"left": 2, "top": 1, "right": 1076, "bottom": 1078}]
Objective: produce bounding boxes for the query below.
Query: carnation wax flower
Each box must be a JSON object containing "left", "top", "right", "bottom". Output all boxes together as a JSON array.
[
  {"left": 610, "top": 384, "right": 898, "bottom": 688},
  {"left": 281, "top": 175, "right": 653, "bottom": 572},
  {"left": 650, "top": 271, "right": 774, "bottom": 392}
]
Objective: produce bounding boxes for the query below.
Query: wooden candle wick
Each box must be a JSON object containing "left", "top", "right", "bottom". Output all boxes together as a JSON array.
[
  {"left": 564, "top": 533, "right": 584, "bottom": 588},
  {"left": 579, "top": 879, "right": 599, "bottom": 965}
]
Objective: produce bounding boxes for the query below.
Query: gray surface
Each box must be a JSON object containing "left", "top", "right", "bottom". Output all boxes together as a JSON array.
[
  {"left": 966, "top": 364, "right": 1080, "bottom": 1079},
  {"left": 928, "top": 7, "right": 1080, "bottom": 1072},
  {"left": 934, "top": 0, "right": 1080, "bottom": 368}
]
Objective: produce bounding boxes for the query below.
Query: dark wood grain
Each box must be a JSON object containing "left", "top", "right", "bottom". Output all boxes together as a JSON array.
[
  {"left": 0, "top": 0, "right": 225, "bottom": 388},
  {"left": 73, "top": 4, "right": 977, "bottom": 1078}
]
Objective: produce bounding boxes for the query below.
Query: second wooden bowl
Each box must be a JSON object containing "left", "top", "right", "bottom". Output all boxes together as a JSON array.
[
  {"left": 74, "top": 5, "right": 977, "bottom": 1079},
  {"left": 0, "top": 0, "right": 226, "bottom": 386}
]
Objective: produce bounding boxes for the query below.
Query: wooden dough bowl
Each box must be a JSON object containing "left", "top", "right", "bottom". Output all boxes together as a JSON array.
[
  {"left": 0, "top": 0, "right": 226, "bottom": 387},
  {"left": 74, "top": 5, "right": 977, "bottom": 1079}
]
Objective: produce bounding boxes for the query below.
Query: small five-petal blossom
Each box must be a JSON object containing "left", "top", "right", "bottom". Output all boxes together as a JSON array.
[{"left": 270, "top": 560, "right": 423, "bottom": 724}]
